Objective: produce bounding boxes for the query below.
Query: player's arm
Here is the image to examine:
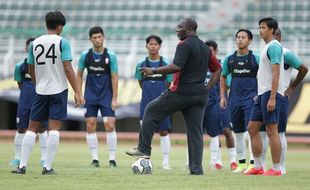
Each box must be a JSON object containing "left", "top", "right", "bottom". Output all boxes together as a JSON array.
[
  {"left": 110, "top": 51, "right": 118, "bottom": 111},
  {"left": 135, "top": 62, "right": 143, "bottom": 89},
  {"left": 111, "top": 73, "right": 118, "bottom": 111},
  {"left": 284, "top": 52, "right": 308, "bottom": 98},
  {"left": 26, "top": 43, "right": 36, "bottom": 84},
  {"left": 219, "top": 56, "right": 230, "bottom": 108},
  {"left": 76, "top": 53, "right": 86, "bottom": 97},
  {"left": 14, "top": 64, "right": 22, "bottom": 89},
  {"left": 206, "top": 54, "right": 222, "bottom": 91},
  {"left": 267, "top": 43, "right": 282, "bottom": 112},
  {"left": 61, "top": 39, "right": 83, "bottom": 107}
]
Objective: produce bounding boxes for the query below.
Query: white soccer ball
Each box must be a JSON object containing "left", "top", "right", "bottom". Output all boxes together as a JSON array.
[{"left": 132, "top": 157, "right": 153, "bottom": 175}]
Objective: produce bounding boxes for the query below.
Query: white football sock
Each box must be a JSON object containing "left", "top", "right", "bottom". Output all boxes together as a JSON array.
[
  {"left": 246, "top": 132, "right": 254, "bottom": 162},
  {"left": 279, "top": 132, "right": 287, "bottom": 174},
  {"left": 228, "top": 147, "right": 237, "bottom": 163},
  {"left": 254, "top": 156, "right": 263, "bottom": 169},
  {"left": 86, "top": 133, "right": 99, "bottom": 161},
  {"left": 14, "top": 132, "right": 25, "bottom": 160},
  {"left": 38, "top": 131, "right": 48, "bottom": 161},
  {"left": 235, "top": 132, "right": 246, "bottom": 161},
  {"left": 260, "top": 131, "right": 268, "bottom": 170},
  {"left": 216, "top": 147, "right": 222, "bottom": 165},
  {"left": 106, "top": 131, "right": 117, "bottom": 161},
  {"left": 210, "top": 136, "right": 219, "bottom": 164},
  {"left": 160, "top": 135, "right": 171, "bottom": 166},
  {"left": 19, "top": 131, "right": 36, "bottom": 168},
  {"left": 44, "top": 130, "right": 59, "bottom": 170}
]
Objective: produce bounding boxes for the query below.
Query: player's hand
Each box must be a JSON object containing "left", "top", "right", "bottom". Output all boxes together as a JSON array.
[
  {"left": 140, "top": 67, "right": 153, "bottom": 76},
  {"left": 284, "top": 86, "right": 294, "bottom": 99},
  {"left": 74, "top": 93, "right": 84, "bottom": 107},
  {"left": 267, "top": 97, "right": 276, "bottom": 112},
  {"left": 220, "top": 97, "right": 227, "bottom": 109},
  {"left": 111, "top": 98, "right": 117, "bottom": 111}
]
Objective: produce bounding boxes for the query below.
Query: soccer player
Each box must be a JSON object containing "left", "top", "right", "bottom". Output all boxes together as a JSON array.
[
  {"left": 246, "top": 17, "right": 284, "bottom": 176},
  {"left": 76, "top": 26, "right": 118, "bottom": 168},
  {"left": 126, "top": 18, "right": 222, "bottom": 175},
  {"left": 260, "top": 28, "right": 308, "bottom": 174},
  {"left": 204, "top": 40, "right": 237, "bottom": 170},
  {"left": 11, "top": 11, "right": 83, "bottom": 175},
  {"left": 135, "top": 35, "right": 173, "bottom": 170},
  {"left": 220, "top": 29, "right": 259, "bottom": 173},
  {"left": 10, "top": 38, "right": 47, "bottom": 167}
]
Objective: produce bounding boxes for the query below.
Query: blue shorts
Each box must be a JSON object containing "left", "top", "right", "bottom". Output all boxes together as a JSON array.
[
  {"left": 84, "top": 103, "right": 115, "bottom": 118},
  {"left": 259, "top": 96, "right": 288, "bottom": 133},
  {"left": 220, "top": 106, "right": 231, "bottom": 130},
  {"left": 231, "top": 103, "right": 253, "bottom": 133},
  {"left": 250, "top": 91, "right": 285, "bottom": 125},
  {"left": 203, "top": 103, "right": 222, "bottom": 137},
  {"left": 16, "top": 108, "right": 48, "bottom": 129},
  {"left": 30, "top": 90, "right": 68, "bottom": 121}
]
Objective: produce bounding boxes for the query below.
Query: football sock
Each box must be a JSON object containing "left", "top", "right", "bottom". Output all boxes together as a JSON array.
[
  {"left": 160, "top": 135, "right": 171, "bottom": 166},
  {"left": 44, "top": 130, "right": 59, "bottom": 170},
  {"left": 19, "top": 131, "right": 36, "bottom": 168},
  {"left": 216, "top": 147, "right": 222, "bottom": 165},
  {"left": 279, "top": 132, "right": 287, "bottom": 173},
  {"left": 254, "top": 157, "right": 263, "bottom": 169},
  {"left": 106, "top": 131, "right": 117, "bottom": 161},
  {"left": 260, "top": 131, "right": 268, "bottom": 170},
  {"left": 86, "top": 133, "right": 99, "bottom": 161},
  {"left": 210, "top": 136, "right": 219, "bottom": 164},
  {"left": 228, "top": 147, "right": 237, "bottom": 163},
  {"left": 246, "top": 132, "right": 254, "bottom": 162},
  {"left": 14, "top": 132, "right": 25, "bottom": 160},
  {"left": 38, "top": 131, "right": 48, "bottom": 161},
  {"left": 235, "top": 132, "right": 246, "bottom": 162}
]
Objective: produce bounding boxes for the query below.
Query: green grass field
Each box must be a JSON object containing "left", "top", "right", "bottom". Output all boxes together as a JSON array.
[{"left": 0, "top": 139, "right": 309, "bottom": 190}]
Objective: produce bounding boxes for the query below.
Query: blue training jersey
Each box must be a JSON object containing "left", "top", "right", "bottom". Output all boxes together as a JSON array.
[
  {"left": 221, "top": 50, "right": 260, "bottom": 106},
  {"left": 78, "top": 48, "right": 118, "bottom": 107},
  {"left": 135, "top": 57, "right": 172, "bottom": 119}
]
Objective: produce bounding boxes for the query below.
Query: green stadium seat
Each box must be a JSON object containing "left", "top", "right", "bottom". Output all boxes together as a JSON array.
[
  {"left": 179, "top": 4, "right": 186, "bottom": 11},
  {"left": 295, "top": 15, "right": 304, "bottom": 22},
  {"left": 259, "top": 4, "right": 268, "bottom": 11},
  {"left": 200, "top": 4, "right": 209, "bottom": 11},
  {"left": 130, "top": 15, "right": 138, "bottom": 21},
  {"left": 234, "top": 15, "right": 243, "bottom": 22},
  {"left": 190, "top": 4, "right": 198, "bottom": 11},
  {"left": 295, "top": 4, "right": 304, "bottom": 11},
  {"left": 282, "top": 15, "right": 291, "bottom": 22},
  {"left": 283, "top": 4, "right": 291, "bottom": 11},
  {"left": 246, "top": 3, "right": 256, "bottom": 11},
  {"left": 155, "top": 4, "right": 163, "bottom": 10},
  {"left": 154, "top": 15, "right": 161, "bottom": 21},
  {"left": 142, "top": 15, "right": 150, "bottom": 21}
]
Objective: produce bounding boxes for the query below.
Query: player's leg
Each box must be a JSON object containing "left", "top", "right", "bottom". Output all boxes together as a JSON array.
[
  {"left": 12, "top": 94, "right": 49, "bottom": 174},
  {"left": 244, "top": 105, "right": 255, "bottom": 173},
  {"left": 259, "top": 125, "right": 269, "bottom": 171},
  {"left": 221, "top": 106, "right": 237, "bottom": 170},
  {"left": 85, "top": 104, "right": 100, "bottom": 167},
  {"left": 42, "top": 89, "right": 68, "bottom": 174},
  {"left": 244, "top": 95, "right": 264, "bottom": 175},
  {"left": 10, "top": 109, "right": 29, "bottom": 166},
  {"left": 278, "top": 97, "right": 289, "bottom": 174},
  {"left": 38, "top": 121, "right": 48, "bottom": 166},
  {"left": 262, "top": 92, "right": 282, "bottom": 176},
  {"left": 158, "top": 117, "right": 171, "bottom": 170},
  {"left": 126, "top": 91, "right": 182, "bottom": 157},
  {"left": 203, "top": 104, "right": 220, "bottom": 169},
  {"left": 231, "top": 106, "right": 247, "bottom": 173},
  {"left": 103, "top": 116, "right": 117, "bottom": 168}
]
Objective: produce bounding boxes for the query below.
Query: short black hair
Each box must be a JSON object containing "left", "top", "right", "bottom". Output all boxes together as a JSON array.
[
  {"left": 205, "top": 40, "right": 218, "bottom": 51},
  {"left": 45, "top": 11, "right": 66, "bottom": 30},
  {"left": 89, "top": 26, "right": 104, "bottom": 38},
  {"left": 26, "top": 37, "right": 35, "bottom": 47},
  {"left": 235, "top": 29, "right": 253, "bottom": 40},
  {"left": 146, "top": 34, "right": 162, "bottom": 45},
  {"left": 184, "top": 18, "right": 198, "bottom": 32},
  {"left": 259, "top": 17, "right": 278, "bottom": 34}
]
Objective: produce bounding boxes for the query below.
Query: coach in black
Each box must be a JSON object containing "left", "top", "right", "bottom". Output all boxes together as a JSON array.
[{"left": 126, "top": 18, "right": 222, "bottom": 175}]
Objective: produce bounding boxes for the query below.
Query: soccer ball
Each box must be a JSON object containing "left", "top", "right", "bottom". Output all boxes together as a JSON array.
[{"left": 132, "top": 157, "right": 153, "bottom": 175}]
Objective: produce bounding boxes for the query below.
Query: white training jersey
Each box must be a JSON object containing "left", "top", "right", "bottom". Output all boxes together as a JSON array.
[
  {"left": 282, "top": 48, "right": 292, "bottom": 90},
  {"left": 30, "top": 34, "right": 69, "bottom": 95},
  {"left": 257, "top": 39, "right": 286, "bottom": 96}
]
